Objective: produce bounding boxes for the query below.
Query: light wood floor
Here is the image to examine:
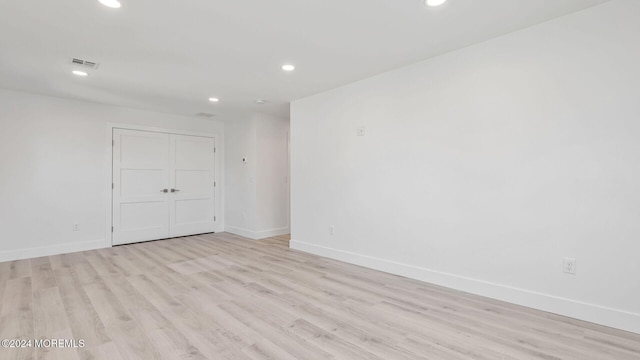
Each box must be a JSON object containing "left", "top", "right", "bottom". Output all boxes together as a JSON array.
[{"left": 0, "top": 233, "right": 638, "bottom": 360}]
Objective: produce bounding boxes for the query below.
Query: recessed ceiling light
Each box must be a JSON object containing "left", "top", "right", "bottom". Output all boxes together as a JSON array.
[
  {"left": 72, "top": 70, "right": 88, "bottom": 77},
  {"left": 99, "top": 0, "right": 121, "bottom": 8},
  {"left": 425, "top": 0, "right": 447, "bottom": 7},
  {"left": 208, "top": 97, "right": 219, "bottom": 103},
  {"left": 256, "top": 99, "right": 266, "bottom": 104},
  {"left": 281, "top": 64, "right": 295, "bottom": 72}
]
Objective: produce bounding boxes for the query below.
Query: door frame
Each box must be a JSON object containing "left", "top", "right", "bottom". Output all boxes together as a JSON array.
[{"left": 106, "top": 123, "right": 222, "bottom": 247}]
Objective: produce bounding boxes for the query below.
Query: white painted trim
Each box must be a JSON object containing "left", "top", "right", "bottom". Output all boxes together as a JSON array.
[
  {"left": 106, "top": 123, "right": 224, "bottom": 248},
  {"left": 108, "top": 122, "right": 221, "bottom": 138},
  {"left": 0, "top": 239, "right": 108, "bottom": 263},
  {"left": 226, "top": 226, "right": 290, "bottom": 240},
  {"left": 290, "top": 240, "right": 640, "bottom": 335},
  {"left": 224, "top": 226, "right": 256, "bottom": 239}
]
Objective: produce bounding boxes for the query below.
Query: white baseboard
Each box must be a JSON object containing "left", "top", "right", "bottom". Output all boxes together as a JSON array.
[
  {"left": 225, "top": 225, "right": 290, "bottom": 240},
  {"left": 290, "top": 240, "right": 640, "bottom": 335},
  {"left": 0, "top": 239, "right": 109, "bottom": 263}
]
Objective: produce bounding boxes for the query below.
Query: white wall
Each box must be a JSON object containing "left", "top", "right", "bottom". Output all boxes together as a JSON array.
[
  {"left": 226, "top": 113, "right": 290, "bottom": 239},
  {"left": 225, "top": 116, "right": 257, "bottom": 232},
  {"left": 0, "top": 88, "right": 225, "bottom": 261},
  {"left": 256, "top": 114, "right": 290, "bottom": 232},
  {"left": 290, "top": 0, "right": 640, "bottom": 334}
]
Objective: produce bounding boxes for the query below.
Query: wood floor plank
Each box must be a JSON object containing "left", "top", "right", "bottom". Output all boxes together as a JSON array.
[
  {"left": 83, "top": 279, "right": 162, "bottom": 360},
  {"left": 101, "top": 275, "right": 173, "bottom": 331},
  {"left": 176, "top": 292, "right": 258, "bottom": 349},
  {"left": 33, "top": 287, "right": 80, "bottom": 360},
  {"left": 71, "top": 261, "right": 103, "bottom": 286},
  {"left": 1, "top": 232, "right": 637, "bottom": 360},
  {"left": 96, "top": 341, "right": 124, "bottom": 360},
  {"left": 7, "top": 259, "right": 32, "bottom": 280},
  {"left": 241, "top": 340, "right": 299, "bottom": 360},
  {"left": 0, "top": 277, "right": 35, "bottom": 360},
  {"left": 218, "top": 301, "right": 333, "bottom": 360},
  {"left": 49, "top": 253, "right": 87, "bottom": 271},
  {"left": 126, "top": 274, "right": 247, "bottom": 359},
  {"left": 30, "top": 258, "right": 57, "bottom": 291},
  {"left": 101, "top": 275, "right": 208, "bottom": 360},
  {"left": 105, "top": 253, "right": 145, "bottom": 277},
  {"left": 146, "top": 326, "right": 209, "bottom": 360},
  {"left": 287, "top": 318, "right": 385, "bottom": 360},
  {"left": 0, "top": 261, "right": 11, "bottom": 314},
  {"left": 53, "top": 267, "right": 111, "bottom": 360},
  {"left": 82, "top": 252, "right": 121, "bottom": 279}
]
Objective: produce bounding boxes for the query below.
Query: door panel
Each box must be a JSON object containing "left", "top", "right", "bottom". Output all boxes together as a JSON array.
[
  {"left": 169, "top": 135, "right": 216, "bottom": 237},
  {"left": 120, "top": 169, "right": 165, "bottom": 197},
  {"left": 175, "top": 199, "right": 212, "bottom": 224},
  {"left": 175, "top": 170, "right": 211, "bottom": 192},
  {"left": 120, "top": 202, "right": 167, "bottom": 230},
  {"left": 120, "top": 134, "right": 168, "bottom": 165},
  {"left": 112, "top": 130, "right": 216, "bottom": 245},
  {"left": 113, "top": 129, "right": 170, "bottom": 245}
]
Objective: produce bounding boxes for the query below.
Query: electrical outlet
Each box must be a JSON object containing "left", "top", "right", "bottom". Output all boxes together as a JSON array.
[
  {"left": 330, "top": 225, "right": 335, "bottom": 236},
  {"left": 72, "top": 223, "right": 80, "bottom": 231},
  {"left": 563, "top": 257, "right": 576, "bottom": 275}
]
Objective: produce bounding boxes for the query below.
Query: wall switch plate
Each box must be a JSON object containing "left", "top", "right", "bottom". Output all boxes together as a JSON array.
[
  {"left": 330, "top": 225, "right": 335, "bottom": 236},
  {"left": 563, "top": 257, "right": 577, "bottom": 275},
  {"left": 357, "top": 126, "right": 366, "bottom": 136},
  {"left": 72, "top": 223, "right": 80, "bottom": 231}
]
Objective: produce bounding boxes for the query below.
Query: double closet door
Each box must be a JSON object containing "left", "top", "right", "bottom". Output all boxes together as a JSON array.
[{"left": 112, "top": 129, "right": 216, "bottom": 246}]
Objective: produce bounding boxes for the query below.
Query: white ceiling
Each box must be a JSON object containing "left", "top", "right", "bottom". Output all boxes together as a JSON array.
[{"left": 0, "top": 0, "right": 609, "bottom": 119}]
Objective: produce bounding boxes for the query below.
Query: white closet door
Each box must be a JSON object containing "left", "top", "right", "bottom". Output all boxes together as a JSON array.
[
  {"left": 112, "top": 129, "right": 170, "bottom": 245},
  {"left": 169, "top": 134, "right": 216, "bottom": 237}
]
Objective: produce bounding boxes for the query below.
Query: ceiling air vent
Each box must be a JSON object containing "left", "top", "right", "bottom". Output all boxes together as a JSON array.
[
  {"left": 195, "top": 112, "right": 216, "bottom": 118},
  {"left": 71, "top": 58, "right": 100, "bottom": 69}
]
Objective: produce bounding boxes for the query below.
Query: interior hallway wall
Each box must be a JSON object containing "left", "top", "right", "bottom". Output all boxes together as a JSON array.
[
  {"left": 0, "top": 88, "right": 225, "bottom": 261},
  {"left": 290, "top": 0, "right": 640, "bottom": 333}
]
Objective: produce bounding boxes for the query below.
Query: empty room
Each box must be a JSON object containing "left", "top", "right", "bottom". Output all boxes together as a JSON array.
[{"left": 1, "top": 0, "right": 639, "bottom": 359}]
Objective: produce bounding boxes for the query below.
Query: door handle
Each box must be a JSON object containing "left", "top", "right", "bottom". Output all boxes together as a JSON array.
[
  {"left": 171, "top": 189, "right": 181, "bottom": 193},
  {"left": 161, "top": 189, "right": 169, "bottom": 193}
]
